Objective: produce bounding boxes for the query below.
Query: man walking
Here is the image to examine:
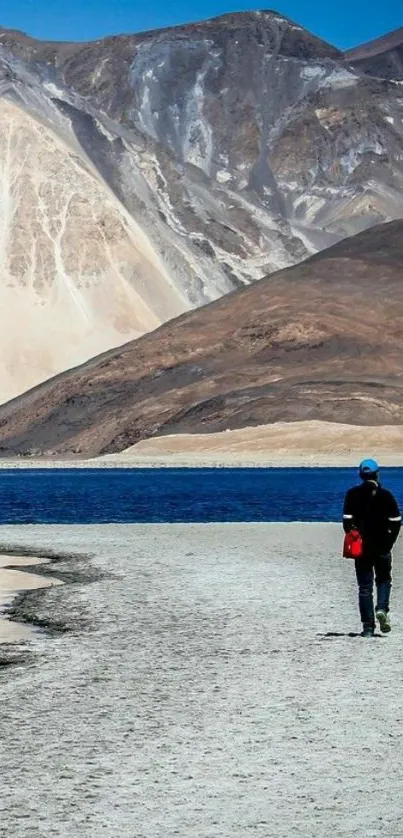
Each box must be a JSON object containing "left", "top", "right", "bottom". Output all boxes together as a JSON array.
[{"left": 343, "top": 459, "right": 401, "bottom": 637}]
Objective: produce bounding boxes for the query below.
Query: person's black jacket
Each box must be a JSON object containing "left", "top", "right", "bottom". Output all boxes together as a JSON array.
[{"left": 343, "top": 480, "right": 401, "bottom": 555}]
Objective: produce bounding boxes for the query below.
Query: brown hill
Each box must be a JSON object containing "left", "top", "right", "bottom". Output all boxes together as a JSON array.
[
  {"left": 346, "top": 27, "right": 403, "bottom": 79},
  {"left": 0, "top": 220, "right": 402, "bottom": 459}
]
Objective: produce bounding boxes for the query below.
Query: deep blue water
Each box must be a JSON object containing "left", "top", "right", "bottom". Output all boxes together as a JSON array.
[{"left": 0, "top": 468, "right": 402, "bottom": 524}]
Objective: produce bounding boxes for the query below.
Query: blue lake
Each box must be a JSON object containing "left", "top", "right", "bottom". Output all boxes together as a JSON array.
[{"left": 0, "top": 467, "right": 402, "bottom": 524}]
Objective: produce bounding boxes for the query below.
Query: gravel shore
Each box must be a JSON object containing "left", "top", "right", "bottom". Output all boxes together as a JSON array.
[{"left": 0, "top": 523, "right": 402, "bottom": 837}]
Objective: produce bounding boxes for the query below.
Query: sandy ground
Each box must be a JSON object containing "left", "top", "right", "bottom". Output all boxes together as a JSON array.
[
  {"left": 1, "top": 421, "right": 403, "bottom": 468},
  {"left": 110, "top": 421, "right": 403, "bottom": 466},
  {"left": 0, "top": 523, "right": 403, "bottom": 836},
  {"left": 0, "top": 555, "right": 63, "bottom": 642}
]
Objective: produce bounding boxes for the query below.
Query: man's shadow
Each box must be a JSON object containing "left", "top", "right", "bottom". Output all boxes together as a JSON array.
[{"left": 317, "top": 632, "right": 385, "bottom": 639}]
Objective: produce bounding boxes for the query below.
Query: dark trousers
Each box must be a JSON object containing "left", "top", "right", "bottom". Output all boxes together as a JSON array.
[{"left": 355, "top": 553, "right": 392, "bottom": 631}]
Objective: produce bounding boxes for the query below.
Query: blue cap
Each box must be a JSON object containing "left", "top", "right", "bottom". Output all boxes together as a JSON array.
[{"left": 359, "top": 458, "right": 379, "bottom": 477}]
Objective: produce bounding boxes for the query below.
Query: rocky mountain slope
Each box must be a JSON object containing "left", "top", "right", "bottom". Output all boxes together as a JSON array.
[
  {"left": 0, "top": 11, "right": 403, "bottom": 402},
  {"left": 0, "top": 219, "right": 402, "bottom": 458},
  {"left": 346, "top": 27, "right": 403, "bottom": 80}
]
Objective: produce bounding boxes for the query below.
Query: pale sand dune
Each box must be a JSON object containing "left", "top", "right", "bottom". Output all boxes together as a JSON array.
[
  {"left": 0, "top": 555, "right": 63, "bottom": 642},
  {"left": 98, "top": 420, "right": 403, "bottom": 467}
]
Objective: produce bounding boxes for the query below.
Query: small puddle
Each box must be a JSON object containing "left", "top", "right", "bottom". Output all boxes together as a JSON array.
[{"left": 0, "top": 555, "right": 64, "bottom": 643}]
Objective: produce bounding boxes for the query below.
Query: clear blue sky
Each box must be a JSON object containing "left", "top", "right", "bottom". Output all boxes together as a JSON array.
[{"left": 0, "top": 0, "right": 401, "bottom": 50}]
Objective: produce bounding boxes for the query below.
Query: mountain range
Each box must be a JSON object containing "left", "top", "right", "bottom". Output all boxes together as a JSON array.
[{"left": 0, "top": 10, "right": 403, "bottom": 404}]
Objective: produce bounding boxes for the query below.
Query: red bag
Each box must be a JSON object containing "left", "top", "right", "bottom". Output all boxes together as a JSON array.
[{"left": 343, "top": 529, "right": 364, "bottom": 559}]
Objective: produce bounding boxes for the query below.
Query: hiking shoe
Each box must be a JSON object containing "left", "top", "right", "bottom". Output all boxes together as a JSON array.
[
  {"left": 376, "top": 610, "right": 391, "bottom": 633},
  {"left": 361, "top": 629, "right": 375, "bottom": 638}
]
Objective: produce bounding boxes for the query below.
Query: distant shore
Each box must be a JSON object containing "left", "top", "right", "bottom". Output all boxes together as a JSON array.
[
  {"left": 2, "top": 454, "right": 403, "bottom": 469},
  {"left": 1, "top": 421, "right": 403, "bottom": 468}
]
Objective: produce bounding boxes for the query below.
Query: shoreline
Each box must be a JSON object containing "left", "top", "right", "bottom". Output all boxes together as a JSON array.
[
  {"left": 0, "top": 555, "right": 63, "bottom": 643},
  {"left": 1, "top": 522, "right": 403, "bottom": 836},
  {"left": 2, "top": 454, "right": 403, "bottom": 469}
]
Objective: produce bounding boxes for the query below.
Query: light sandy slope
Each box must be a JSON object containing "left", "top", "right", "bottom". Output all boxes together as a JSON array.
[
  {"left": 97, "top": 420, "right": 403, "bottom": 467},
  {"left": 0, "top": 99, "right": 187, "bottom": 404},
  {"left": 0, "top": 523, "right": 403, "bottom": 837}
]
